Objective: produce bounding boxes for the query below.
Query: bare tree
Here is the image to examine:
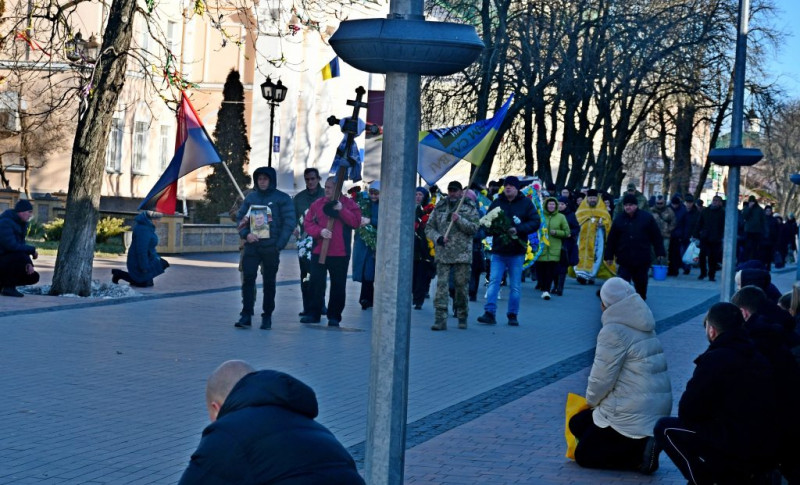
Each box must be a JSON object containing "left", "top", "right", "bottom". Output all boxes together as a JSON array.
[
  {"left": 0, "top": 0, "right": 358, "bottom": 295},
  {"left": 752, "top": 99, "right": 800, "bottom": 216}
]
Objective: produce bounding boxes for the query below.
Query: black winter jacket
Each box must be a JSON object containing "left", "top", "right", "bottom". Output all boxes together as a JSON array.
[
  {"left": 0, "top": 209, "right": 35, "bottom": 256},
  {"left": 237, "top": 166, "right": 296, "bottom": 251},
  {"left": 604, "top": 208, "right": 665, "bottom": 267},
  {"left": 487, "top": 193, "right": 539, "bottom": 255},
  {"left": 179, "top": 370, "right": 364, "bottom": 485},
  {"left": 693, "top": 204, "right": 725, "bottom": 242},
  {"left": 678, "top": 328, "right": 780, "bottom": 467}
]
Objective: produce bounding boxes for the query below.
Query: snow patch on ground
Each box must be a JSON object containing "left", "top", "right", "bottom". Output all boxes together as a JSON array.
[{"left": 20, "top": 282, "right": 141, "bottom": 299}]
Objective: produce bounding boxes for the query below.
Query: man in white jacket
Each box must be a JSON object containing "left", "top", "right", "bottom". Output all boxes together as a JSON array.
[{"left": 569, "top": 277, "right": 672, "bottom": 474}]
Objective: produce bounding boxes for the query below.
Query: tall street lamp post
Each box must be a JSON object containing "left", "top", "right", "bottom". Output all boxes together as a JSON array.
[
  {"left": 706, "top": 0, "right": 763, "bottom": 301},
  {"left": 260, "top": 77, "right": 287, "bottom": 168}
]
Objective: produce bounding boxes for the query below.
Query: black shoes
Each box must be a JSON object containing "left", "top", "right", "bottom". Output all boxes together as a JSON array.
[
  {"left": 300, "top": 315, "right": 321, "bottom": 324},
  {"left": 328, "top": 319, "right": 340, "bottom": 327},
  {"left": 234, "top": 315, "right": 252, "bottom": 328},
  {"left": 709, "top": 276, "right": 716, "bottom": 282},
  {"left": 111, "top": 269, "right": 121, "bottom": 284},
  {"left": 507, "top": 313, "right": 519, "bottom": 326},
  {"left": 638, "top": 436, "right": 660, "bottom": 475},
  {"left": 413, "top": 303, "right": 422, "bottom": 310},
  {"left": 260, "top": 315, "right": 272, "bottom": 330},
  {"left": 698, "top": 274, "right": 706, "bottom": 280},
  {"left": 477, "top": 312, "right": 497, "bottom": 325},
  {"left": 360, "top": 300, "right": 373, "bottom": 310},
  {"left": 1, "top": 287, "right": 23, "bottom": 297}
]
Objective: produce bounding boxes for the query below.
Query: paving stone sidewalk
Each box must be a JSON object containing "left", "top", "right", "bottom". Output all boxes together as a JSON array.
[{"left": 0, "top": 251, "right": 792, "bottom": 484}]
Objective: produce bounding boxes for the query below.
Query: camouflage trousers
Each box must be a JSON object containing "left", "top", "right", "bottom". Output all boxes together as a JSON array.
[{"left": 434, "top": 263, "right": 471, "bottom": 326}]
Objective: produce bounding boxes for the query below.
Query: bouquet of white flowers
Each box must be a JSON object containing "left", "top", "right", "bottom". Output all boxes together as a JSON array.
[
  {"left": 479, "top": 207, "right": 521, "bottom": 246},
  {"left": 297, "top": 236, "right": 313, "bottom": 260},
  {"left": 296, "top": 210, "right": 313, "bottom": 260}
]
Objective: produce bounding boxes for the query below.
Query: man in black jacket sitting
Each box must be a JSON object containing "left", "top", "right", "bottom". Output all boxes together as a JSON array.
[{"left": 179, "top": 360, "right": 364, "bottom": 484}]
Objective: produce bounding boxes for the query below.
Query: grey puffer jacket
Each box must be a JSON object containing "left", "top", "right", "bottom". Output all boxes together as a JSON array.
[{"left": 586, "top": 293, "right": 673, "bottom": 438}]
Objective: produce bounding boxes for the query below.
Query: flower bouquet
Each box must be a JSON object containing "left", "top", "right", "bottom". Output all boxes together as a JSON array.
[
  {"left": 297, "top": 236, "right": 313, "bottom": 260},
  {"left": 296, "top": 210, "right": 313, "bottom": 261},
  {"left": 479, "top": 207, "right": 521, "bottom": 246},
  {"left": 356, "top": 192, "right": 377, "bottom": 250}
]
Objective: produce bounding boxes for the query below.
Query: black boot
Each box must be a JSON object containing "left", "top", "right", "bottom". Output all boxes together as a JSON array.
[
  {"left": 555, "top": 274, "right": 566, "bottom": 296},
  {"left": 112, "top": 269, "right": 133, "bottom": 285}
]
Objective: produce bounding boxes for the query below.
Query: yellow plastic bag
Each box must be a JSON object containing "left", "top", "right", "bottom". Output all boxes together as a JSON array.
[{"left": 565, "top": 393, "right": 589, "bottom": 460}]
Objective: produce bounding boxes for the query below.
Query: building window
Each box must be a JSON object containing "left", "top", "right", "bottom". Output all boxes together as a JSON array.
[
  {"left": 105, "top": 118, "right": 123, "bottom": 173},
  {"left": 131, "top": 121, "right": 149, "bottom": 175},
  {"left": 167, "top": 21, "right": 177, "bottom": 53},
  {"left": 159, "top": 125, "right": 172, "bottom": 171}
]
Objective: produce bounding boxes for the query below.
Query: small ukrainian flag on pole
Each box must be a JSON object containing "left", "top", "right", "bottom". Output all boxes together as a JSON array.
[{"left": 321, "top": 56, "right": 340, "bottom": 81}]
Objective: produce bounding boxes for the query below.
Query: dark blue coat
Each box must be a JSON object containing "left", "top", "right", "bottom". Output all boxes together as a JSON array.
[
  {"left": 487, "top": 193, "right": 540, "bottom": 256},
  {"left": 352, "top": 199, "right": 377, "bottom": 283},
  {"left": 0, "top": 209, "right": 36, "bottom": 256},
  {"left": 126, "top": 212, "right": 164, "bottom": 284},
  {"left": 669, "top": 203, "right": 687, "bottom": 239},
  {"left": 237, "top": 166, "right": 296, "bottom": 251},
  {"left": 178, "top": 370, "right": 364, "bottom": 485}
]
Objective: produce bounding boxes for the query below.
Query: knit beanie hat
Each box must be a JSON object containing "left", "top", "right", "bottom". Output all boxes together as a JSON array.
[
  {"left": 622, "top": 193, "right": 638, "bottom": 205},
  {"left": 416, "top": 186, "right": 430, "bottom": 205},
  {"left": 504, "top": 176, "right": 521, "bottom": 189},
  {"left": 600, "top": 277, "right": 636, "bottom": 307},
  {"left": 369, "top": 180, "right": 381, "bottom": 192},
  {"left": 14, "top": 199, "right": 33, "bottom": 212}
]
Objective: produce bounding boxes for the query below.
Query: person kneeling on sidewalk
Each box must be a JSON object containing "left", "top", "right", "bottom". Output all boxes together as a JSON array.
[
  {"left": 0, "top": 199, "right": 40, "bottom": 297},
  {"left": 569, "top": 277, "right": 672, "bottom": 474},
  {"left": 112, "top": 211, "right": 169, "bottom": 288},
  {"left": 654, "top": 302, "right": 782, "bottom": 484}
]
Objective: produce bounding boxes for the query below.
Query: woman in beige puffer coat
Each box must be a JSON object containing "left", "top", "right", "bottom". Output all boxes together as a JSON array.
[{"left": 569, "top": 277, "right": 672, "bottom": 473}]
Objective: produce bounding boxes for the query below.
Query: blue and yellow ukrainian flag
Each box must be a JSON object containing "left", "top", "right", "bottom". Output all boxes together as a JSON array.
[
  {"left": 417, "top": 94, "right": 514, "bottom": 186},
  {"left": 321, "top": 56, "right": 340, "bottom": 81}
]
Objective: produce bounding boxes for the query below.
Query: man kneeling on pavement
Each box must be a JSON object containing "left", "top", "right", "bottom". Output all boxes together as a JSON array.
[
  {"left": 0, "top": 199, "right": 40, "bottom": 297},
  {"left": 653, "top": 300, "right": 800, "bottom": 484}
]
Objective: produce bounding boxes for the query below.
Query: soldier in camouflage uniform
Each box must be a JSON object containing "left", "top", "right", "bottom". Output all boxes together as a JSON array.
[{"left": 425, "top": 181, "right": 480, "bottom": 331}]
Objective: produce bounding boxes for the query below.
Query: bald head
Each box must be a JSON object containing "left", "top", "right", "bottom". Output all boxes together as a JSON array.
[{"left": 205, "top": 360, "right": 255, "bottom": 421}]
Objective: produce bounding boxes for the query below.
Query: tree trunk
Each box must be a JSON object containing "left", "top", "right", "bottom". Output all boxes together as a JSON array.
[
  {"left": 694, "top": 80, "right": 733, "bottom": 200},
  {"left": 523, "top": 104, "right": 533, "bottom": 176},
  {"left": 671, "top": 101, "right": 696, "bottom": 196},
  {"left": 49, "top": 0, "right": 137, "bottom": 296}
]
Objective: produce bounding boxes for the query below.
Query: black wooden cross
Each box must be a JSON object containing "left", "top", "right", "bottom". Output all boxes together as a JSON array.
[{"left": 319, "top": 86, "right": 367, "bottom": 263}]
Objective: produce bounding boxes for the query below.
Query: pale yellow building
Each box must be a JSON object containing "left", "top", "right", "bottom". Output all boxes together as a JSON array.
[{"left": 0, "top": 0, "right": 392, "bottom": 215}]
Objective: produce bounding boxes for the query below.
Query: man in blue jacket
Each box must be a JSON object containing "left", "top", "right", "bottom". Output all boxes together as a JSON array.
[
  {"left": 235, "top": 166, "right": 295, "bottom": 330},
  {"left": 179, "top": 360, "right": 364, "bottom": 484},
  {"left": 0, "top": 199, "right": 40, "bottom": 297},
  {"left": 477, "top": 176, "right": 539, "bottom": 326}
]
